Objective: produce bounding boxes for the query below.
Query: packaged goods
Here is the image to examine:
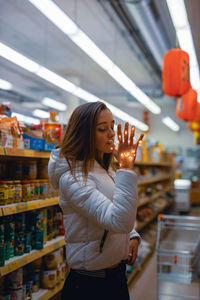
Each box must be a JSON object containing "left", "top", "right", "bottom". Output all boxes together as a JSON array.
[
  {"left": 43, "top": 251, "right": 58, "bottom": 270},
  {"left": 21, "top": 181, "right": 32, "bottom": 202},
  {"left": 41, "top": 270, "right": 57, "bottom": 289},
  {"left": 0, "top": 244, "right": 5, "bottom": 266},
  {"left": 7, "top": 181, "right": 15, "bottom": 204},
  {"left": 24, "top": 232, "right": 32, "bottom": 253},
  {"left": 0, "top": 181, "right": 8, "bottom": 205},
  {"left": 14, "top": 233, "right": 25, "bottom": 256},
  {"left": 32, "top": 180, "right": 40, "bottom": 199},
  {"left": 13, "top": 181, "right": 22, "bottom": 203},
  {"left": 29, "top": 271, "right": 40, "bottom": 293},
  {"left": 8, "top": 268, "right": 23, "bottom": 290},
  {"left": 35, "top": 230, "right": 44, "bottom": 250},
  {"left": 40, "top": 180, "right": 48, "bottom": 199},
  {"left": 15, "top": 213, "right": 26, "bottom": 233},
  {"left": 10, "top": 288, "right": 23, "bottom": 300},
  {"left": 38, "top": 160, "right": 49, "bottom": 179},
  {"left": 23, "top": 160, "right": 37, "bottom": 180}
]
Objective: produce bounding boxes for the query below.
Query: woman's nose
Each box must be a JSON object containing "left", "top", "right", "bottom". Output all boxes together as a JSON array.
[{"left": 108, "top": 129, "right": 115, "bottom": 137}]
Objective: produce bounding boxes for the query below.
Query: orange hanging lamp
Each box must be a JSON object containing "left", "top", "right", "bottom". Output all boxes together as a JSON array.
[
  {"left": 176, "top": 88, "right": 197, "bottom": 121},
  {"left": 162, "top": 48, "right": 190, "bottom": 97}
]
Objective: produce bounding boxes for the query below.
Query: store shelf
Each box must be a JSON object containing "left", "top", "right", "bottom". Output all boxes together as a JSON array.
[
  {"left": 136, "top": 201, "right": 173, "bottom": 232},
  {"left": 3, "top": 148, "right": 50, "bottom": 159},
  {"left": 0, "top": 197, "right": 59, "bottom": 216},
  {"left": 138, "top": 175, "right": 171, "bottom": 186},
  {"left": 0, "top": 147, "right": 5, "bottom": 156},
  {"left": 135, "top": 160, "right": 173, "bottom": 167},
  {"left": 32, "top": 281, "right": 64, "bottom": 300},
  {"left": 138, "top": 187, "right": 172, "bottom": 208},
  {"left": 0, "top": 236, "right": 65, "bottom": 277}
]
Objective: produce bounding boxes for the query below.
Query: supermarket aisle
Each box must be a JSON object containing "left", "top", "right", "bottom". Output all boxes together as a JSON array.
[
  {"left": 129, "top": 207, "right": 200, "bottom": 300},
  {"left": 129, "top": 253, "right": 157, "bottom": 300}
]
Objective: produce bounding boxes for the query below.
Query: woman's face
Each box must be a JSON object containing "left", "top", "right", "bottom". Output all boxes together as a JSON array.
[{"left": 95, "top": 109, "right": 115, "bottom": 157}]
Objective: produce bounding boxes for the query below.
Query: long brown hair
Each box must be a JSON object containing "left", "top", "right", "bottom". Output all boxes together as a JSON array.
[{"left": 60, "top": 101, "right": 113, "bottom": 179}]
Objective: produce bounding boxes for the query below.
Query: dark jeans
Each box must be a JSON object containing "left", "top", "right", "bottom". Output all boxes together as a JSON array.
[{"left": 61, "top": 262, "right": 130, "bottom": 300}]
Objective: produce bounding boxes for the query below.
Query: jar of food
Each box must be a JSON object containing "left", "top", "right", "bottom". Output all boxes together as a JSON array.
[
  {"left": 7, "top": 181, "right": 15, "bottom": 204},
  {"left": 40, "top": 180, "right": 48, "bottom": 199},
  {"left": 41, "top": 270, "right": 57, "bottom": 289},
  {"left": 13, "top": 180, "right": 22, "bottom": 203},
  {"left": 21, "top": 181, "right": 32, "bottom": 202},
  {"left": 33, "top": 180, "right": 40, "bottom": 200},
  {"left": 23, "top": 160, "right": 37, "bottom": 180},
  {"left": 29, "top": 181, "right": 35, "bottom": 200},
  {"left": 0, "top": 181, "right": 8, "bottom": 205}
]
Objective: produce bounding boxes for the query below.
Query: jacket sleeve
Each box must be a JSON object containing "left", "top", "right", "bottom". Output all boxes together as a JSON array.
[
  {"left": 130, "top": 228, "right": 141, "bottom": 242},
  {"left": 60, "top": 169, "right": 138, "bottom": 234}
]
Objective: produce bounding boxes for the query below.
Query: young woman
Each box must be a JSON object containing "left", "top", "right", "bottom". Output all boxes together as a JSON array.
[{"left": 48, "top": 101, "right": 144, "bottom": 300}]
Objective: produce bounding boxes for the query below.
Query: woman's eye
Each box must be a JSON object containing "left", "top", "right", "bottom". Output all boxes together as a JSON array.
[{"left": 98, "top": 128, "right": 105, "bottom": 132}]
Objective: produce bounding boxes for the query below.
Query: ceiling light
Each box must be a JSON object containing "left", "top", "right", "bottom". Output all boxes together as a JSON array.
[
  {"left": 0, "top": 79, "right": 12, "bottom": 90},
  {"left": 0, "top": 42, "right": 147, "bottom": 131},
  {"left": 105, "top": 103, "right": 149, "bottom": 131},
  {"left": 28, "top": 0, "right": 78, "bottom": 35},
  {"left": 162, "top": 116, "right": 180, "bottom": 132},
  {"left": 33, "top": 109, "right": 49, "bottom": 119},
  {"left": 70, "top": 30, "right": 114, "bottom": 72},
  {"left": 0, "top": 42, "right": 39, "bottom": 72},
  {"left": 36, "top": 67, "right": 76, "bottom": 93},
  {"left": 166, "top": 0, "right": 200, "bottom": 101},
  {"left": 73, "top": 88, "right": 101, "bottom": 103},
  {"left": 166, "top": 0, "right": 188, "bottom": 28},
  {"left": 12, "top": 112, "right": 40, "bottom": 124},
  {"left": 28, "top": 0, "right": 161, "bottom": 115},
  {"left": 42, "top": 97, "right": 67, "bottom": 111}
]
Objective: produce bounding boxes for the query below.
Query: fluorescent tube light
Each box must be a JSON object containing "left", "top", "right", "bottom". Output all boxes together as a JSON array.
[
  {"left": 28, "top": 0, "right": 161, "bottom": 115},
  {"left": 70, "top": 30, "right": 114, "bottom": 72},
  {"left": 0, "top": 42, "right": 39, "bottom": 73},
  {"left": 166, "top": 0, "right": 188, "bottom": 28},
  {"left": 73, "top": 88, "right": 101, "bottom": 103},
  {"left": 0, "top": 42, "right": 148, "bottom": 131},
  {"left": 12, "top": 112, "right": 40, "bottom": 124},
  {"left": 36, "top": 67, "right": 76, "bottom": 93},
  {"left": 33, "top": 109, "right": 49, "bottom": 119},
  {"left": 166, "top": 0, "right": 200, "bottom": 101},
  {"left": 162, "top": 116, "right": 180, "bottom": 132},
  {"left": 105, "top": 102, "right": 149, "bottom": 131},
  {"left": 28, "top": 0, "right": 78, "bottom": 35},
  {"left": 0, "top": 79, "right": 12, "bottom": 90},
  {"left": 42, "top": 97, "right": 67, "bottom": 111}
]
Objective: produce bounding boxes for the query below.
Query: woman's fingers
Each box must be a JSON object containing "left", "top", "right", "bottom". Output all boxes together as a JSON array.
[
  {"left": 124, "top": 122, "right": 129, "bottom": 145},
  {"left": 117, "top": 124, "right": 122, "bottom": 144},
  {"left": 137, "top": 133, "right": 144, "bottom": 145},
  {"left": 130, "top": 126, "right": 135, "bottom": 145}
]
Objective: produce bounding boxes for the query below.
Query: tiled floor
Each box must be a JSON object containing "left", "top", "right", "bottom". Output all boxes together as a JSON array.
[{"left": 129, "top": 205, "right": 200, "bottom": 300}]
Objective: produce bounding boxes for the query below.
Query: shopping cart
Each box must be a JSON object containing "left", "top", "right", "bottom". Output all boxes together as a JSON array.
[{"left": 156, "top": 214, "right": 200, "bottom": 300}]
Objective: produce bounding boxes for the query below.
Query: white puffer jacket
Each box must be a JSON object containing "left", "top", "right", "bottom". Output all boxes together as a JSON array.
[{"left": 48, "top": 149, "right": 140, "bottom": 270}]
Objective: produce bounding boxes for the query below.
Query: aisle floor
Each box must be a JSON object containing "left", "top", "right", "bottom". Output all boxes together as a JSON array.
[{"left": 129, "top": 205, "right": 200, "bottom": 300}]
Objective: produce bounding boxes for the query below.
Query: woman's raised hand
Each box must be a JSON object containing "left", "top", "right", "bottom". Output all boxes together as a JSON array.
[{"left": 113, "top": 122, "right": 144, "bottom": 169}]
